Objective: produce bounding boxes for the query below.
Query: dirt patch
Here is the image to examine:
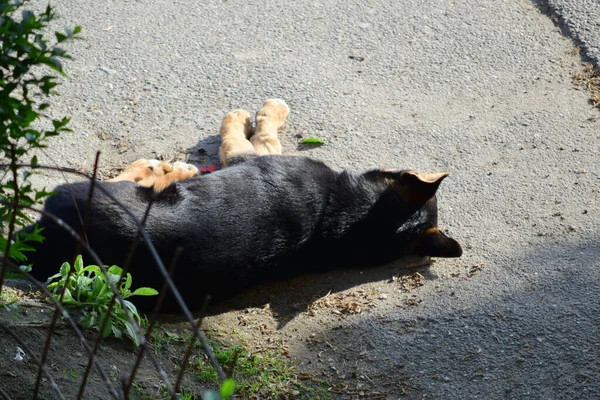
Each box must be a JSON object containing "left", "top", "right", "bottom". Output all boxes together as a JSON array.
[
  {"left": 0, "top": 257, "right": 436, "bottom": 399},
  {"left": 0, "top": 282, "right": 307, "bottom": 399},
  {"left": 572, "top": 62, "right": 600, "bottom": 108},
  {"left": 0, "top": 259, "right": 434, "bottom": 399}
]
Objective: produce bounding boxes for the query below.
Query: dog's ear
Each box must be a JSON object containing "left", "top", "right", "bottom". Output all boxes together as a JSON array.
[
  {"left": 399, "top": 171, "right": 448, "bottom": 204},
  {"left": 413, "top": 227, "right": 462, "bottom": 258},
  {"left": 368, "top": 170, "right": 449, "bottom": 204}
]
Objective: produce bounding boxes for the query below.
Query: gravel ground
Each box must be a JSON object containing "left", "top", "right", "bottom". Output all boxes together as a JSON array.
[
  {"left": 541, "top": 0, "right": 600, "bottom": 66},
  {"left": 11, "top": 0, "right": 600, "bottom": 398}
]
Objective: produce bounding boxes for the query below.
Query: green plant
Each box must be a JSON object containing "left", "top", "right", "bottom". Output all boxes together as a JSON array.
[
  {"left": 192, "top": 336, "right": 295, "bottom": 399},
  {"left": 0, "top": 0, "right": 80, "bottom": 285},
  {"left": 46, "top": 255, "right": 158, "bottom": 346},
  {"left": 0, "top": 285, "right": 18, "bottom": 307},
  {"left": 157, "top": 385, "right": 199, "bottom": 400}
]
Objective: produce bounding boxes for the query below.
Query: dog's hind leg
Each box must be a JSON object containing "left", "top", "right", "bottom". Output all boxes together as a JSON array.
[
  {"left": 219, "top": 109, "right": 255, "bottom": 167},
  {"left": 108, "top": 159, "right": 198, "bottom": 192},
  {"left": 251, "top": 99, "right": 289, "bottom": 156}
]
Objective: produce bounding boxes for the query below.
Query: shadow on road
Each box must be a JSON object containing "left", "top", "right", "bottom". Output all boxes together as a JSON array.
[{"left": 289, "top": 236, "right": 600, "bottom": 398}]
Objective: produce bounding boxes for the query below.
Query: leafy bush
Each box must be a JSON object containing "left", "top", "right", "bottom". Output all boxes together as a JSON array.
[
  {"left": 0, "top": 0, "right": 80, "bottom": 279},
  {"left": 47, "top": 255, "right": 158, "bottom": 346}
]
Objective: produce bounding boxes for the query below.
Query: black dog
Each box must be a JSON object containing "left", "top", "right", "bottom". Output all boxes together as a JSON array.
[
  {"left": 25, "top": 154, "right": 461, "bottom": 311},
  {"left": 24, "top": 100, "right": 462, "bottom": 311}
]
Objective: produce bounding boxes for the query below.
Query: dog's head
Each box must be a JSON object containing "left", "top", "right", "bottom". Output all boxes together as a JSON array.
[{"left": 364, "top": 169, "right": 462, "bottom": 258}]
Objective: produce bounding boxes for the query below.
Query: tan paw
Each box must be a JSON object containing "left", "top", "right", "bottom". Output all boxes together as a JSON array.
[
  {"left": 251, "top": 99, "right": 288, "bottom": 156},
  {"left": 108, "top": 159, "right": 168, "bottom": 184},
  {"left": 256, "top": 98, "right": 289, "bottom": 129},
  {"left": 219, "top": 109, "right": 256, "bottom": 167},
  {"left": 172, "top": 161, "right": 199, "bottom": 178},
  {"left": 152, "top": 161, "right": 198, "bottom": 192},
  {"left": 221, "top": 109, "right": 253, "bottom": 139},
  {"left": 109, "top": 159, "right": 198, "bottom": 192}
]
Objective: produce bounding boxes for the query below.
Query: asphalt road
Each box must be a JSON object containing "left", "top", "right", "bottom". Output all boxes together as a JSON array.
[
  {"left": 542, "top": 0, "right": 600, "bottom": 66},
  {"left": 25, "top": 0, "right": 600, "bottom": 398}
]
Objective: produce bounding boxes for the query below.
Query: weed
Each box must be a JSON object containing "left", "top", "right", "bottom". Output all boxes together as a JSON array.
[
  {"left": 0, "top": 1, "right": 80, "bottom": 288},
  {"left": 150, "top": 328, "right": 181, "bottom": 353},
  {"left": 157, "top": 385, "right": 198, "bottom": 400},
  {"left": 296, "top": 382, "right": 333, "bottom": 400},
  {"left": 191, "top": 335, "right": 296, "bottom": 399},
  {"left": 0, "top": 286, "right": 19, "bottom": 308},
  {"left": 69, "top": 368, "right": 79, "bottom": 380},
  {"left": 46, "top": 255, "right": 158, "bottom": 346},
  {"left": 150, "top": 328, "right": 330, "bottom": 398},
  {"left": 178, "top": 387, "right": 196, "bottom": 400}
]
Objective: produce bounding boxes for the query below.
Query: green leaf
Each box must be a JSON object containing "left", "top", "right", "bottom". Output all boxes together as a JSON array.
[
  {"left": 81, "top": 265, "right": 101, "bottom": 276},
  {"left": 300, "top": 137, "right": 326, "bottom": 145},
  {"left": 101, "top": 312, "right": 112, "bottom": 338},
  {"left": 122, "top": 272, "right": 132, "bottom": 291},
  {"left": 35, "top": 190, "right": 56, "bottom": 201},
  {"left": 73, "top": 255, "right": 83, "bottom": 273},
  {"left": 130, "top": 287, "right": 159, "bottom": 297},
  {"left": 55, "top": 32, "right": 67, "bottom": 43},
  {"left": 122, "top": 299, "right": 138, "bottom": 316},
  {"left": 46, "top": 272, "right": 62, "bottom": 285},
  {"left": 124, "top": 322, "right": 139, "bottom": 347},
  {"left": 220, "top": 378, "right": 235, "bottom": 398},
  {"left": 80, "top": 312, "right": 95, "bottom": 329},
  {"left": 20, "top": 264, "right": 32, "bottom": 273},
  {"left": 112, "top": 325, "right": 123, "bottom": 339},
  {"left": 107, "top": 265, "right": 123, "bottom": 276},
  {"left": 59, "top": 261, "right": 70, "bottom": 277},
  {"left": 107, "top": 266, "right": 122, "bottom": 285},
  {"left": 61, "top": 287, "right": 75, "bottom": 304}
]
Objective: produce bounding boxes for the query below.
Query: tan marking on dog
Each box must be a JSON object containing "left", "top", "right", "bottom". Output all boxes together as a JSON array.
[
  {"left": 251, "top": 98, "right": 289, "bottom": 156},
  {"left": 218, "top": 109, "right": 255, "bottom": 167},
  {"left": 406, "top": 171, "right": 449, "bottom": 183}
]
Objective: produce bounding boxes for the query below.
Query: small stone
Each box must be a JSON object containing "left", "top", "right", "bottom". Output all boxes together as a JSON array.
[{"left": 99, "top": 66, "right": 116, "bottom": 75}]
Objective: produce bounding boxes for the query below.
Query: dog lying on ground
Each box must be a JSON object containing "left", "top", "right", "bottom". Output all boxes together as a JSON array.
[{"left": 25, "top": 99, "right": 462, "bottom": 311}]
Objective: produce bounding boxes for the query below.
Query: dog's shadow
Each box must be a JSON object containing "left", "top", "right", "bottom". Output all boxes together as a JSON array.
[
  {"left": 185, "top": 134, "right": 222, "bottom": 169},
  {"left": 160, "top": 256, "right": 436, "bottom": 329}
]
